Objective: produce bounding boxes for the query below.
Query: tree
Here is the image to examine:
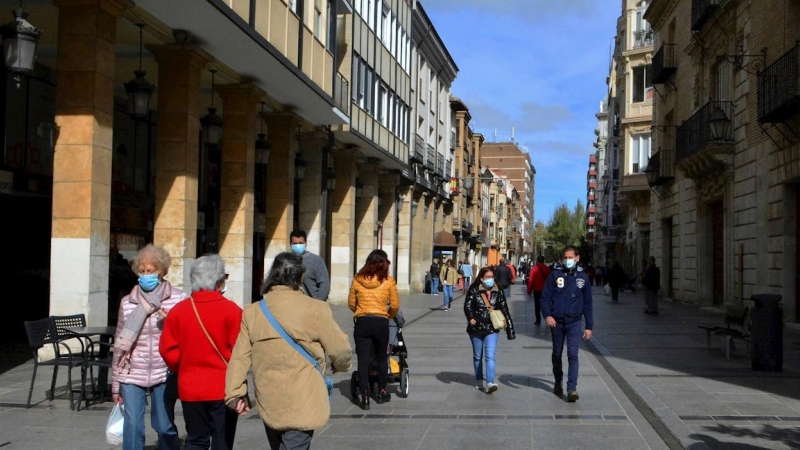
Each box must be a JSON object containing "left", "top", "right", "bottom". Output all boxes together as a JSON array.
[{"left": 546, "top": 200, "right": 587, "bottom": 257}]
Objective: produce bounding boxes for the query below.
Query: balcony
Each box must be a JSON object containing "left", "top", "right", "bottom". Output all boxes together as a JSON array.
[
  {"left": 653, "top": 43, "right": 677, "bottom": 84},
  {"left": 588, "top": 206, "right": 596, "bottom": 214},
  {"left": 412, "top": 135, "right": 425, "bottom": 163},
  {"left": 691, "top": 0, "right": 719, "bottom": 31},
  {"left": 758, "top": 44, "right": 800, "bottom": 123},
  {"left": 445, "top": 159, "right": 452, "bottom": 178},
  {"left": 676, "top": 101, "right": 734, "bottom": 166},
  {"left": 436, "top": 153, "right": 445, "bottom": 177},
  {"left": 645, "top": 148, "right": 675, "bottom": 186},
  {"left": 425, "top": 144, "right": 436, "bottom": 170},
  {"left": 632, "top": 29, "right": 654, "bottom": 49}
]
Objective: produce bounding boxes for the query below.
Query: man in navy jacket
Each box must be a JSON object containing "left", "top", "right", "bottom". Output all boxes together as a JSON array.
[{"left": 541, "top": 245, "right": 594, "bottom": 402}]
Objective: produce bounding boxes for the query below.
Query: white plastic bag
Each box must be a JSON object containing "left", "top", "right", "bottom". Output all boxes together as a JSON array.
[
  {"left": 604, "top": 284, "right": 611, "bottom": 296},
  {"left": 106, "top": 403, "right": 124, "bottom": 445}
]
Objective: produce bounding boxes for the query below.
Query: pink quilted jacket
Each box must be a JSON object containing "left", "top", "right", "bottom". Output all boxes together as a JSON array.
[{"left": 111, "top": 286, "right": 188, "bottom": 394}]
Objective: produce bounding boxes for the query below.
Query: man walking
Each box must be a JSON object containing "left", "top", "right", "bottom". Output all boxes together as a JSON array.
[
  {"left": 459, "top": 260, "right": 473, "bottom": 292},
  {"left": 608, "top": 261, "right": 625, "bottom": 303},
  {"left": 290, "top": 229, "right": 330, "bottom": 300},
  {"left": 541, "top": 246, "right": 593, "bottom": 402},
  {"left": 526, "top": 255, "right": 552, "bottom": 325},
  {"left": 642, "top": 256, "right": 661, "bottom": 315},
  {"left": 429, "top": 258, "right": 441, "bottom": 296},
  {"left": 494, "top": 259, "right": 513, "bottom": 300}
]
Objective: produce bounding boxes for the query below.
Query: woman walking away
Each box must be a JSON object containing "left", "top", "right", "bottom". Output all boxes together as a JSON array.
[
  {"left": 464, "top": 267, "right": 515, "bottom": 394},
  {"left": 348, "top": 249, "right": 400, "bottom": 410},
  {"left": 440, "top": 259, "right": 458, "bottom": 310},
  {"left": 160, "top": 254, "right": 243, "bottom": 450},
  {"left": 225, "top": 252, "right": 352, "bottom": 450},
  {"left": 111, "top": 244, "right": 187, "bottom": 450}
]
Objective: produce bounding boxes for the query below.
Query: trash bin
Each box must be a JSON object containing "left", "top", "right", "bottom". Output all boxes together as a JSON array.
[{"left": 750, "top": 294, "right": 783, "bottom": 372}]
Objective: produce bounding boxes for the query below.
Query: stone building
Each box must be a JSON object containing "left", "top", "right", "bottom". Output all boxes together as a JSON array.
[{"left": 644, "top": 0, "right": 800, "bottom": 320}]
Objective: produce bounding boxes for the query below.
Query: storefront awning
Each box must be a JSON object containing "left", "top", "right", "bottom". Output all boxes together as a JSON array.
[{"left": 433, "top": 231, "right": 458, "bottom": 248}]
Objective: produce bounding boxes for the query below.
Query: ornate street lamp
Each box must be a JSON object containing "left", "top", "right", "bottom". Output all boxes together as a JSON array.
[
  {"left": 200, "top": 69, "right": 223, "bottom": 147},
  {"left": 410, "top": 200, "right": 419, "bottom": 217},
  {"left": 644, "top": 158, "right": 659, "bottom": 186},
  {"left": 124, "top": 24, "right": 155, "bottom": 118},
  {"left": 255, "top": 102, "right": 270, "bottom": 165},
  {"left": 326, "top": 166, "right": 337, "bottom": 191},
  {"left": 708, "top": 106, "right": 730, "bottom": 141},
  {"left": 294, "top": 152, "right": 307, "bottom": 181},
  {"left": 1, "top": 2, "right": 41, "bottom": 89}
]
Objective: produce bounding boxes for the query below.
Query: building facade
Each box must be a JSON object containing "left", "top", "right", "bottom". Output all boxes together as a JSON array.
[{"left": 645, "top": 0, "right": 800, "bottom": 320}]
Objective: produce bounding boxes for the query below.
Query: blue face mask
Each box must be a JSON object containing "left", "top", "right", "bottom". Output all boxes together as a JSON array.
[
  {"left": 564, "top": 259, "right": 577, "bottom": 270},
  {"left": 138, "top": 274, "right": 160, "bottom": 292},
  {"left": 291, "top": 244, "right": 306, "bottom": 255},
  {"left": 482, "top": 278, "right": 495, "bottom": 288}
]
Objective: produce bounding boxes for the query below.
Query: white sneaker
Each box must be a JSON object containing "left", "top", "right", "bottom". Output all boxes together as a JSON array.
[{"left": 486, "top": 383, "right": 498, "bottom": 394}]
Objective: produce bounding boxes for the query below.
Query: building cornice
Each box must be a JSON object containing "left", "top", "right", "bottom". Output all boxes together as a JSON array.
[{"left": 643, "top": 0, "right": 679, "bottom": 31}]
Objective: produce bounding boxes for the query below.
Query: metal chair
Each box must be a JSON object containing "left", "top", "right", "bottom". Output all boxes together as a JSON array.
[
  {"left": 23, "top": 318, "right": 83, "bottom": 409},
  {"left": 51, "top": 314, "right": 90, "bottom": 354},
  {"left": 78, "top": 338, "right": 114, "bottom": 410}
]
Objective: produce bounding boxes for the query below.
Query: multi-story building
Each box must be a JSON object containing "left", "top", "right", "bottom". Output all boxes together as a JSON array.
[
  {"left": 586, "top": 155, "right": 598, "bottom": 246},
  {"left": 608, "top": 0, "right": 654, "bottom": 278},
  {"left": 592, "top": 98, "right": 610, "bottom": 266},
  {"left": 645, "top": 0, "right": 800, "bottom": 320},
  {"left": 480, "top": 141, "right": 535, "bottom": 258}
]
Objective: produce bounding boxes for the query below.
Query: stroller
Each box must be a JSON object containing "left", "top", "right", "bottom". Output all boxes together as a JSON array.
[{"left": 350, "top": 311, "right": 410, "bottom": 399}]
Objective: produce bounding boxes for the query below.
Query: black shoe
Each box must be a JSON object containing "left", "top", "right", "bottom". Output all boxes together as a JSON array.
[
  {"left": 359, "top": 392, "right": 370, "bottom": 410},
  {"left": 554, "top": 382, "right": 563, "bottom": 397},
  {"left": 375, "top": 389, "right": 391, "bottom": 404},
  {"left": 567, "top": 391, "right": 580, "bottom": 402},
  {"left": 534, "top": 321, "right": 541, "bottom": 325}
]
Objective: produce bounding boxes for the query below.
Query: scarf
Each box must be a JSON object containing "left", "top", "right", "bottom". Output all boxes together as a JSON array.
[{"left": 117, "top": 280, "right": 172, "bottom": 369}]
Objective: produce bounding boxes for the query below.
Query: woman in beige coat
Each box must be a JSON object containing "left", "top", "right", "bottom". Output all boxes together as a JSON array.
[{"left": 225, "top": 252, "right": 352, "bottom": 450}]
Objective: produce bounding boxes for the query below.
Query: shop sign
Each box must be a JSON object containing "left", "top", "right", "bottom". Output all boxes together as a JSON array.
[{"left": 111, "top": 233, "right": 146, "bottom": 260}]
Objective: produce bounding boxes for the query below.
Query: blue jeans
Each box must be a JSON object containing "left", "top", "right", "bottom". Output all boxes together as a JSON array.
[
  {"left": 550, "top": 320, "right": 583, "bottom": 392},
  {"left": 503, "top": 287, "right": 510, "bottom": 300},
  {"left": 119, "top": 382, "right": 179, "bottom": 450},
  {"left": 431, "top": 277, "right": 439, "bottom": 294},
  {"left": 469, "top": 332, "right": 498, "bottom": 384},
  {"left": 442, "top": 284, "right": 454, "bottom": 307}
]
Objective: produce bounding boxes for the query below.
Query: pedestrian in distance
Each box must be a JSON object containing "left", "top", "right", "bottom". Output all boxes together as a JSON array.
[
  {"left": 608, "top": 261, "right": 625, "bottom": 303},
  {"left": 225, "top": 252, "right": 352, "bottom": 450},
  {"left": 348, "top": 249, "right": 400, "bottom": 410},
  {"left": 493, "top": 259, "right": 513, "bottom": 300},
  {"left": 440, "top": 259, "right": 458, "bottom": 311},
  {"left": 290, "top": 229, "right": 331, "bottom": 301},
  {"left": 642, "top": 256, "right": 661, "bottom": 315},
  {"left": 111, "top": 244, "right": 187, "bottom": 450},
  {"left": 526, "top": 255, "right": 552, "bottom": 325},
  {"left": 541, "top": 245, "right": 594, "bottom": 403},
  {"left": 464, "top": 267, "right": 515, "bottom": 394},
  {"left": 429, "top": 258, "right": 441, "bottom": 296},
  {"left": 160, "top": 254, "right": 242, "bottom": 450},
  {"left": 459, "top": 260, "right": 473, "bottom": 292}
]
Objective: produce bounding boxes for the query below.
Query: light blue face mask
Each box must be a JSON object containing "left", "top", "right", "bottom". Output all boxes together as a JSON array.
[
  {"left": 291, "top": 244, "right": 306, "bottom": 255},
  {"left": 564, "top": 259, "right": 577, "bottom": 270},
  {"left": 483, "top": 278, "right": 495, "bottom": 288},
  {"left": 138, "top": 273, "right": 160, "bottom": 292}
]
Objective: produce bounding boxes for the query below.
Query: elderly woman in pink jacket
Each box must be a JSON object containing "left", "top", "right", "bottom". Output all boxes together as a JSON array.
[{"left": 111, "top": 244, "right": 188, "bottom": 450}]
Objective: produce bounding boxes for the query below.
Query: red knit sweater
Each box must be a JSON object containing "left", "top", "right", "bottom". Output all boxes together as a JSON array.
[{"left": 159, "top": 290, "right": 243, "bottom": 402}]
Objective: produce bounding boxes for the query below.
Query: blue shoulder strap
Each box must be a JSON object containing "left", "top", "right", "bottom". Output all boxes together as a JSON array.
[{"left": 259, "top": 299, "right": 323, "bottom": 375}]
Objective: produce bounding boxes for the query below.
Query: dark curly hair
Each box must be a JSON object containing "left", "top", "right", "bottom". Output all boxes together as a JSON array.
[
  {"left": 261, "top": 252, "right": 307, "bottom": 295},
  {"left": 356, "top": 249, "right": 390, "bottom": 282}
]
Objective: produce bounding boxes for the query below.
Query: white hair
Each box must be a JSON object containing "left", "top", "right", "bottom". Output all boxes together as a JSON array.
[{"left": 190, "top": 254, "right": 226, "bottom": 292}]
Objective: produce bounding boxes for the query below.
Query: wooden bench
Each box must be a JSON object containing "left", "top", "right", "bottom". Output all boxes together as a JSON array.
[{"left": 698, "top": 306, "right": 750, "bottom": 360}]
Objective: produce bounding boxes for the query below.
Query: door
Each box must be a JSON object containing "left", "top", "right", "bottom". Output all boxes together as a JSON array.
[
  {"left": 712, "top": 202, "right": 724, "bottom": 305},
  {"left": 663, "top": 218, "right": 673, "bottom": 298}
]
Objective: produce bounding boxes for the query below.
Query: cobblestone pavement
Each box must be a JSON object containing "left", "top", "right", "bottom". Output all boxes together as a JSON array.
[{"left": 2, "top": 283, "right": 799, "bottom": 449}]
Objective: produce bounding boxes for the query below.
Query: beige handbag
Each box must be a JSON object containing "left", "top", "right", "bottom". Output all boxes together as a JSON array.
[{"left": 480, "top": 292, "right": 506, "bottom": 330}]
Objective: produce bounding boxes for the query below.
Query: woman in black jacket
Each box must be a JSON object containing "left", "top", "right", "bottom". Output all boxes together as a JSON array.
[{"left": 464, "top": 267, "right": 515, "bottom": 394}]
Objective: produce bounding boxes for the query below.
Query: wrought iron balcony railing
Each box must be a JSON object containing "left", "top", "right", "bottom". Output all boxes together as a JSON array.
[
  {"left": 758, "top": 44, "right": 800, "bottom": 124},
  {"left": 676, "top": 101, "right": 734, "bottom": 164},
  {"left": 632, "top": 29, "right": 654, "bottom": 49},
  {"left": 691, "top": 0, "right": 719, "bottom": 31},
  {"left": 653, "top": 43, "right": 677, "bottom": 84}
]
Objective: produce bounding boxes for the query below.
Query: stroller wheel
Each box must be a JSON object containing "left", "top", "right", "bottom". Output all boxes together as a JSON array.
[
  {"left": 397, "top": 368, "right": 409, "bottom": 398},
  {"left": 350, "top": 371, "right": 359, "bottom": 399}
]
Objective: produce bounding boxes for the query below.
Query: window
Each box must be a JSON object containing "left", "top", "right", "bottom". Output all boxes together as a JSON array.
[
  {"left": 288, "top": 0, "right": 297, "bottom": 14},
  {"left": 632, "top": 65, "right": 653, "bottom": 102},
  {"left": 378, "top": 83, "right": 388, "bottom": 126},
  {"left": 631, "top": 133, "right": 651, "bottom": 173},
  {"left": 314, "top": 0, "right": 323, "bottom": 40}
]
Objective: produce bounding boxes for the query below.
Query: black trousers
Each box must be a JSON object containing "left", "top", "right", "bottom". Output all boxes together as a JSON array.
[
  {"left": 354, "top": 316, "right": 390, "bottom": 393},
  {"left": 611, "top": 285, "right": 620, "bottom": 301},
  {"left": 265, "top": 427, "right": 313, "bottom": 450},
  {"left": 532, "top": 290, "right": 543, "bottom": 322},
  {"left": 182, "top": 400, "right": 239, "bottom": 450}
]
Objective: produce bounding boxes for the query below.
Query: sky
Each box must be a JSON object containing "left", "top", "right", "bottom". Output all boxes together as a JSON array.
[{"left": 421, "top": 0, "right": 620, "bottom": 225}]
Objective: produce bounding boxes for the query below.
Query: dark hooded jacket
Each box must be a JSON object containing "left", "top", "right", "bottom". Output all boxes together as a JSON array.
[{"left": 463, "top": 283, "right": 515, "bottom": 339}]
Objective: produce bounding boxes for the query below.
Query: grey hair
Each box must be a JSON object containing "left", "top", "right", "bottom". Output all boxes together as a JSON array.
[
  {"left": 191, "top": 254, "right": 227, "bottom": 292},
  {"left": 131, "top": 244, "right": 172, "bottom": 274}
]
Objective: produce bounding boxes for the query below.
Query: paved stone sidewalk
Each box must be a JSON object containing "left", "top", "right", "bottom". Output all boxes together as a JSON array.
[{"left": 1, "top": 283, "right": 800, "bottom": 449}]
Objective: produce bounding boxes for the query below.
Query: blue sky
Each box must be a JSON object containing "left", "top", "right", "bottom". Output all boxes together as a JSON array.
[{"left": 422, "top": 0, "right": 619, "bottom": 224}]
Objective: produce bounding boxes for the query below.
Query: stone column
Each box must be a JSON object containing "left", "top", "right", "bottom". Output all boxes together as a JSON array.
[
  {"left": 151, "top": 44, "right": 210, "bottom": 290},
  {"left": 395, "top": 185, "right": 413, "bottom": 294},
  {"left": 409, "top": 190, "right": 428, "bottom": 292},
  {"left": 329, "top": 147, "right": 358, "bottom": 304},
  {"left": 296, "top": 131, "right": 327, "bottom": 257},
  {"left": 422, "top": 192, "right": 435, "bottom": 265},
  {"left": 379, "top": 172, "right": 400, "bottom": 278},
  {"left": 263, "top": 114, "right": 299, "bottom": 274},
  {"left": 217, "top": 84, "right": 262, "bottom": 307},
  {"left": 355, "top": 160, "right": 379, "bottom": 272},
  {"left": 50, "top": 0, "right": 127, "bottom": 323}
]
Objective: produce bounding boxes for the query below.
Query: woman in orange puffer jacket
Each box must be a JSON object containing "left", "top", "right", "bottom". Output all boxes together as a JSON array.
[{"left": 348, "top": 249, "right": 400, "bottom": 410}]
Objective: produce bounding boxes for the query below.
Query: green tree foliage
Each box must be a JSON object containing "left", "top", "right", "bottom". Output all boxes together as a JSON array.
[{"left": 546, "top": 200, "right": 587, "bottom": 256}]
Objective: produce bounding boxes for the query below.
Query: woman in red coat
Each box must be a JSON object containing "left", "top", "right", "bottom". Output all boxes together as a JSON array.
[{"left": 160, "top": 254, "right": 243, "bottom": 450}]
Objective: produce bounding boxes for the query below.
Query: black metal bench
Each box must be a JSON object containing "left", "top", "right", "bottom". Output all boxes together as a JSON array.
[{"left": 698, "top": 305, "right": 750, "bottom": 360}]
